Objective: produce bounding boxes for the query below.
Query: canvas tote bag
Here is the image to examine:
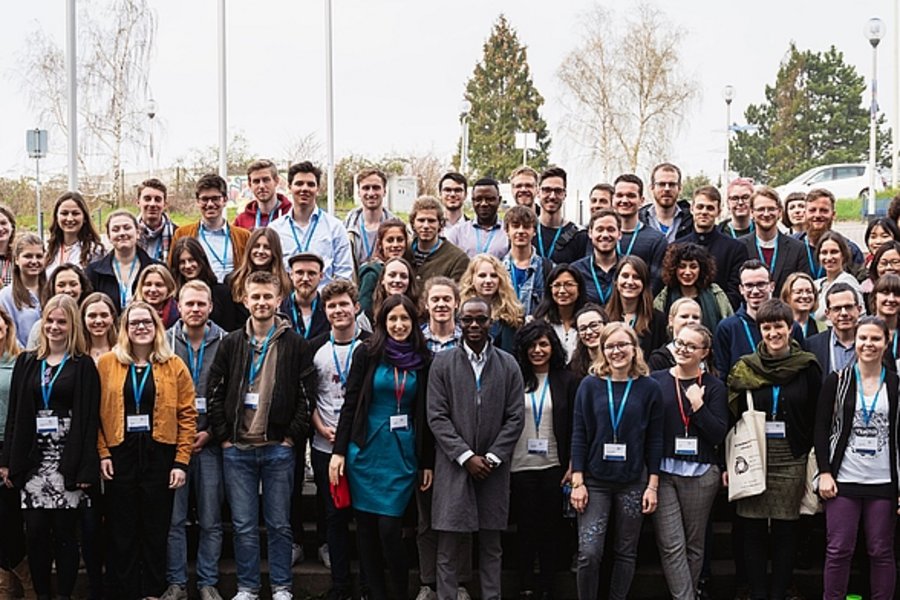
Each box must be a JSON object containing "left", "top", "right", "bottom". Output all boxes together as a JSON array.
[{"left": 726, "top": 390, "right": 767, "bottom": 501}]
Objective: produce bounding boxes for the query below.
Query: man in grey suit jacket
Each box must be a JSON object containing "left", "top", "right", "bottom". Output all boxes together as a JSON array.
[{"left": 427, "top": 298, "right": 524, "bottom": 600}]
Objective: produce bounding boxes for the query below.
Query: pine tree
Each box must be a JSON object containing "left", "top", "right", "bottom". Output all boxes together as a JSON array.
[{"left": 458, "top": 15, "right": 551, "bottom": 180}]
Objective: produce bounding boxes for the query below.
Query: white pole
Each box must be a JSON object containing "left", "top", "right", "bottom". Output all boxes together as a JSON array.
[
  {"left": 66, "top": 0, "right": 77, "bottom": 191},
  {"left": 725, "top": 100, "right": 732, "bottom": 186},
  {"left": 217, "top": 0, "right": 227, "bottom": 179},
  {"left": 460, "top": 116, "right": 469, "bottom": 174},
  {"left": 869, "top": 42, "right": 879, "bottom": 216},
  {"left": 325, "top": 0, "right": 335, "bottom": 215},
  {"left": 894, "top": 3, "right": 899, "bottom": 190},
  {"left": 36, "top": 157, "right": 43, "bottom": 241}
]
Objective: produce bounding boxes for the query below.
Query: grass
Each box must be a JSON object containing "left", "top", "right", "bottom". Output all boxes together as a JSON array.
[{"left": 834, "top": 188, "right": 898, "bottom": 221}]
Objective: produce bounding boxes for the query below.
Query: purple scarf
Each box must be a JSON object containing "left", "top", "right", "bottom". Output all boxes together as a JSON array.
[{"left": 384, "top": 337, "right": 425, "bottom": 371}]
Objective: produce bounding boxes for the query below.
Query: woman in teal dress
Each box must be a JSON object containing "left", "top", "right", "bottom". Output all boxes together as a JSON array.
[{"left": 330, "top": 293, "right": 432, "bottom": 600}]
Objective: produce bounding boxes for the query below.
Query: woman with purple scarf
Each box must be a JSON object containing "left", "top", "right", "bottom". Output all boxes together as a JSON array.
[{"left": 330, "top": 293, "right": 433, "bottom": 600}]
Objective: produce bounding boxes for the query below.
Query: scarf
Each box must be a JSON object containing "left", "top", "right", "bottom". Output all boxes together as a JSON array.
[
  {"left": 665, "top": 286, "right": 721, "bottom": 335},
  {"left": 727, "top": 339, "right": 820, "bottom": 415},
  {"left": 138, "top": 215, "right": 175, "bottom": 261},
  {"left": 384, "top": 337, "right": 425, "bottom": 371}
]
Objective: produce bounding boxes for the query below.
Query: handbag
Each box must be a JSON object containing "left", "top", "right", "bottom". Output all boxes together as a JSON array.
[
  {"left": 799, "top": 448, "right": 822, "bottom": 515},
  {"left": 726, "top": 390, "right": 768, "bottom": 501},
  {"left": 330, "top": 474, "right": 351, "bottom": 509}
]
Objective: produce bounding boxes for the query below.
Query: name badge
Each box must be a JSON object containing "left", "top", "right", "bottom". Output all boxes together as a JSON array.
[
  {"left": 765, "top": 421, "right": 786, "bottom": 439},
  {"left": 195, "top": 396, "right": 207, "bottom": 414},
  {"left": 126, "top": 414, "right": 150, "bottom": 432},
  {"left": 389, "top": 414, "right": 409, "bottom": 431},
  {"left": 36, "top": 416, "right": 59, "bottom": 434},
  {"left": 674, "top": 436, "right": 699, "bottom": 456},
  {"left": 603, "top": 442, "right": 627, "bottom": 461},
  {"left": 854, "top": 428, "right": 879, "bottom": 454},
  {"left": 244, "top": 393, "right": 260, "bottom": 409},
  {"left": 527, "top": 438, "right": 549, "bottom": 454}
]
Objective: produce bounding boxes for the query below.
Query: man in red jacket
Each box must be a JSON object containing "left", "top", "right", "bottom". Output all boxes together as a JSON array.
[{"left": 234, "top": 159, "right": 292, "bottom": 230}]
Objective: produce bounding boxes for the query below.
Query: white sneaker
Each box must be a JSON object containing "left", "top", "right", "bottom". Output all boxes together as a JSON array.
[
  {"left": 415, "top": 585, "right": 436, "bottom": 600},
  {"left": 231, "top": 592, "right": 259, "bottom": 600},
  {"left": 272, "top": 589, "right": 293, "bottom": 600},
  {"left": 291, "top": 542, "right": 304, "bottom": 565},
  {"left": 318, "top": 543, "right": 331, "bottom": 569}
]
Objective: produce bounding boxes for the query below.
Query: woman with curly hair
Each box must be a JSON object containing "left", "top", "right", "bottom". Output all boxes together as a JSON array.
[
  {"left": 653, "top": 242, "right": 732, "bottom": 336},
  {"left": 459, "top": 253, "right": 523, "bottom": 353},
  {"left": 45, "top": 191, "right": 105, "bottom": 274},
  {"left": 534, "top": 265, "right": 588, "bottom": 362},
  {"left": 371, "top": 257, "right": 419, "bottom": 323},
  {"left": 608, "top": 256, "right": 668, "bottom": 359},
  {"left": 358, "top": 219, "right": 411, "bottom": 319}
]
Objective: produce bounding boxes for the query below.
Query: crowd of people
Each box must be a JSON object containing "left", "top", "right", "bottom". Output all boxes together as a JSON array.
[{"left": 0, "top": 157, "right": 897, "bottom": 600}]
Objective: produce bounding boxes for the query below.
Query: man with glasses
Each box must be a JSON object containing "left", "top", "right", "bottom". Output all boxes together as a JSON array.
[
  {"left": 510, "top": 166, "right": 540, "bottom": 212},
  {"left": 712, "top": 259, "right": 775, "bottom": 377},
  {"left": 737, "top": 186, "right": 810, "bottom": 295},
  {"left": 638, "top": 162, "right": 693, "bottom": 243},
  {"left": 804, "top": 283, "right": 862, "bottom": 377},
  {"left": 718, "top": 178, "right": 756, "bottom": 239},
  {"left": 439, "top": 172, "right": 469, "bottom": 229},
  {"left": 795, "top": 188, "right": 865, "bottom": 276},
  {"left": 172, "top": 174, "right": 252, "bottom": 283},
  {"left": 234, "top": 159, "right": 292, "bottom": 230},
  {"left": 612, "top": 173, "right": 666, "bottom": 294},
  {"left": 572, "top": 209, "right": 621, "bottom": 304},
  {"left": 446, "top": 178, "right": 509, "bottom": 259},
  {"left": 533, "top": 167, "right": 587, "bottom": 265}
]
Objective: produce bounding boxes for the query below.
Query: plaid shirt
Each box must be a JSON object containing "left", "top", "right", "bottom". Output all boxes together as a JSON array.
[{"left": 422, "top": 323, "right": 462, "bottom": 354}]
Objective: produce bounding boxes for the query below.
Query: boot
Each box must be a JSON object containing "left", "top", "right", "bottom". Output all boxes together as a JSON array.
[
  {"left": 11, "top": 559, "right": 36, "bottom": 600},
  {"left": 0, "top": 569, "right": 14, "bottom": 600}
]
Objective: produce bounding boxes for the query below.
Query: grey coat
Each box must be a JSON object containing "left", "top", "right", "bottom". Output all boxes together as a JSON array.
[{"left": 427, "top": 343, "right": 524, "bottom": 532}]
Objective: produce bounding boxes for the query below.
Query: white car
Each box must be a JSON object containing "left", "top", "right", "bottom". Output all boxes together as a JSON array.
[{"left": 775, "top": 163, "right": 885, "bottom": 200}]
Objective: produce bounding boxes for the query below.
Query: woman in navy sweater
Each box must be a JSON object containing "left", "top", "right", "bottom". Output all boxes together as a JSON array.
[
  {"left": 650, "top": 323, "right": 728, "bottom": 599},
  {"left": 569, "top": 321, "right": 663, "bottom": 600}
]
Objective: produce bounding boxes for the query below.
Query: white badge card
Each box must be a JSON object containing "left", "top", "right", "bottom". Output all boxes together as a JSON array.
[
  {"left": 389, "top": 414, "right": 409, "bottom": 431},
  {"left": 195, "top": 396, "right": 207, "bottom": 414},
  {"left": 243, "top": 393, "right": 259, "bottom": 409},
  {"left": 765, "top": 421, "right": 786, "bottom": 439},
  {"left": 126, "top": 414, "right": 150, "bottom": 432},
  {"left": 674, "top": 436, "right": 699, "bottom": 456},
  {"left": 854, "top": 429, "right": 878, "bottom": 454},
  {"left": 527, "top": 438, "right": 549, "bottom": 454},
  {"left": 36, "top": 416, "right": 59, "bottom": 434},
  {"left": 603, "top": 442, "right": 627, "bottom": 461}
]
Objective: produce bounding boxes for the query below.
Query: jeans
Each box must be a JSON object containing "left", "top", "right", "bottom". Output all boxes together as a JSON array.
[
  {"left": 223, "top": 443, "right": 295, "bottom": 592},
  {"left": 311, "top": 447, "right": 352, "bottom": 589},
  {"left": 167, "top": 444, "right": 224, "bottom": 588}
]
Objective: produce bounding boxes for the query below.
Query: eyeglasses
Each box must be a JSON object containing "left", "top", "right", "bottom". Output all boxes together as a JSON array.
[
  {"left": 127, "top": 319, "right": 155, "bottom": 330},
  {"left": 828, "top": 304, "right": 858, "bottom": 314},
  {"left": 540, "top": 186, "right": 566, "bottom": 197},
  {"left": 653, "top": 181, "right": 679, "bottom": 189},
  {"left": 197, "top": 195, "right": 223, "bottom": 205},
  {"left": 603, "top": 341, "right": 634, "bottom": 353},
  {"left": 459, "top": 315, "right": 490, "bottom": 325},
  {"left": 576, "top": 321, "right": 604, "bottom": 335},
  {"left": 728, "top": 194, "right": 752, "bottom": 204},
  {"left": 674, "top": 339, "right": 707, "bottom": 353},
  {"left": 880, "top": 259, "right": 900, "bottom": 268},
  {"left": 551, "top": 281, "right": 578, "bottom": 291},
  {"left": 741, "top": 281, "right": 771, "bottom": 291}
]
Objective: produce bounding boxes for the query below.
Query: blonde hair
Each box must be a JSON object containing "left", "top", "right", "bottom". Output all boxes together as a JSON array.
[
  {"left": 113, "top": 301, "right": 174, "bottom": 364},
  {"left": 780, "top": 272, "right": 819, "bottom": 314},
  {"left": 134, "top": 264, "right": 177, "bottom": 304},
  {"left": 37, "top": 294, "right": 87, "bottom": 359},
  {"left": 590, "top": 321, "right": 649, "bottom": 378},
  {"left": 0, "top": 307, "right": 21, "bottom": 359},
  {"left": 459, "top": 254, "right": 523, "bottom": 328}
]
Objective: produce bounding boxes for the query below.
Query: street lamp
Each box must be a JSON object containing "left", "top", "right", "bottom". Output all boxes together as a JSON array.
[
  {"left": 866, "top": 17, "right": 885, "bottom": 216},
  {"left": 146, "top": 98, "right": 157, "bottom": 176},
  {"left": 459, "top": 99, "right": 472, "bottom": 175},
  {"left": 722, "top": 85, "right": 735, "bottom": 188}
]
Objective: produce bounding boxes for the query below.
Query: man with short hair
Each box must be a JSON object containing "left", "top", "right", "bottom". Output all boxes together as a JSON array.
[
  {"left": 438, "top": 172, "right": 469, "bottom": 229},
  {"left": 446, "top": 178, "right": 509, "bottom": 259},
  {"left": 677, "top": 185, "right": 749, "bottom": 309},
  {"left": 510, "top": 166, "right": 540, "bottom": 211},
  {"left": 804, "top": 283, "right": 862, "bottom": 376},
  {"left": 501, "top": 206, "right": 550, "bottom": 316},
  {"left": 611, "top": 173, "right": 667, "bottom": 294},
  {"left": 234, "top": 159, "right": 292, "bottom": 230},
  {"left": 428, "top": 298, "right": 524, "bottom": 600},
  {"left": 421, "top": 277, "right": 463, "bottom": 354},
  {"left": 638, "top": 162, "right": 693, "bottom": 242},
  {"left": 172, "top": 174, "right": 252, "bottom": 283},
  {"left": 207, "top": 271, "right": 316, "bottom": 600},
  {"left": 533, "top": 167, "right": 587, "bottom": 265},
  {"left": 269, "top": 161, "right": 353, "bottom": 285},
  {"left": 796, "top": 188, "right": 865, "bottom": 276},
  {"left": 713, "top": 260, "right": 774, "bottom": 377},
  {"left": 162, "top": 281, "right": 227, "bottom": 600},
  {"left": 572, "top": 209, "right": 621, "bottom": 305},
  {"left": 738, "top": 186, "right": 810, "bottom": 295},
  {"left": 281, "top": 253, "right": 329, "bottom": 340},
  {"left": 344, "top": 169, "right": 398, "bottom": 267},
  {"left": 588, "top": 183, "right": 614, "bottom": 216},
  {"left": 409, "top": 196, "right": 470, "bottom": 285},
  {"left": 137, "top": 178, "right": 177, "bottom": 263},
  {"left": 718, "top": 178, "right": 756, "bottom": 238}
]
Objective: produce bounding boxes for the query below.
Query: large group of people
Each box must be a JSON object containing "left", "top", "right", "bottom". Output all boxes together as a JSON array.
[{"left": 0, "top": 156, "right": 897, "bottom": 600}]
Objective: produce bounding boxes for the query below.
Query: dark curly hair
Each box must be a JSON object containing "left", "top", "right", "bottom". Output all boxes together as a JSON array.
[
  {"left": 514, "top": 319, "right": 566, "bottom": 393},
  {"left": 660, "top": 242, "right": 717, "bottom": 290}
]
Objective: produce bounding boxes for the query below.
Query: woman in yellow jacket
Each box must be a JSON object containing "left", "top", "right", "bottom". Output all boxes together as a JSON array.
[{"left": 96, "top": 301, "right": 196, "bottom": 600}]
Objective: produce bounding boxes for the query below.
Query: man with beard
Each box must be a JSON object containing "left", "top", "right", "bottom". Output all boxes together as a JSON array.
[
  {"left": 795, "top": 188, "right": 865, "bottom": 277},
  {"left": 638, "top": 163, "right": 693, "bottom": 242},
  {"left": 712, "top": 259, "right": 774, "bottom": 378},
  {"left": 281, "top": 253, "right": 329, "bottom": 341},
  {"left": 510, "top": 166, "right": 540, "bottom": 212},
  {"left": 533, "top": 167, "right": 587, "bottom": 265},
  {"left": 572, "top": 209, "right": 621, "bottom": 305},
  {"left": 718, "top": 178, "right": 756, "bottom": 239},
  {"left": 612, "top": 174, "right": 667, "bottom": 295},
  {"left": 439, "top": 173, "right": 469, "bottom": 229},
  {"left": 446, "top": 178, "right": 509, "bottom": 259}
]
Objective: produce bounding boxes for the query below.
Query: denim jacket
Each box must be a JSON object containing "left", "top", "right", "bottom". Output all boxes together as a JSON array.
[{"left": 502, "top": 251, "right": 549, "bottom": 317}]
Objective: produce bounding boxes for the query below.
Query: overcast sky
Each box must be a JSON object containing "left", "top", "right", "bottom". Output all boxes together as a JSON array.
[{"left": 1, "top": 0, "right": 896, "bottom": 199}]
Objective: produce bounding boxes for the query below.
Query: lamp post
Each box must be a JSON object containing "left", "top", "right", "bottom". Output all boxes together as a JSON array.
[
  {"left": 722, "top": 85, "right": 735, "bottom": 188},
  {"left": 146, "top": 98, "right": 157, "bottom": 176},
  {"left": 866, "top": 17, "right": 885, "bottom": 216},
  {"left": 459, "top": 100, "right": 471, "bottom": 175}
]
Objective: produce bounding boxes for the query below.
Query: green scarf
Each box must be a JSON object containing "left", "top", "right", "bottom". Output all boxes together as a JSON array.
[{"left": 726, "top": 339, "right": 820, "bottom": 415}]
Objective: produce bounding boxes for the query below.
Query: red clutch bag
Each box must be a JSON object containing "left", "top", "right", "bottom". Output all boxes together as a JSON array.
[{"left": 330, "top": 475, "right": 351, "bottom": 509}]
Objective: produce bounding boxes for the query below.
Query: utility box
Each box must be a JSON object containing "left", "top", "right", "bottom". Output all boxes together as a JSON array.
[{"left": 387, "top": 175, "right": 418, "bottom": 214}]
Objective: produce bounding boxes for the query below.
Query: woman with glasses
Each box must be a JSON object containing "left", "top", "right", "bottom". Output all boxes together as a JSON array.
[
  {"left": 569, "top": 303, "right": 609, "bottom": 378},
  {"left": 459, "top": 254, "right": 523, "bottom": 354},
  {"left": 650, "top": 324, "right": 727, "bottom": 599},
  {"left": 96, "top": 302, "right": 196, "bottom": 599},
  {"left": 607, "top": 256, "right": 667, "bottom": 359},
  {"left": 534, "top": 265, "right": 588, "bottom": 362},
  {"left": 727, "top": 299, "right": 821, "bottom": 600},
  {"left": 648, "top": 298, "right": 703, "bottom": 372},
  {"left": 654, "top": 243, "right": 732, "bottom": 336},
  {"left": 780, "top": 272, "right": 825, "bottom": 341},
  {"left": 170, "top": 236, "right": 241, "bottom": 332},
  {"left": 570, "top": 322, "right": 663, "bottom": 600},
  {"left": 815, "top": 315, "right": 900, "bottom": 600},
  {"left": 813, "top": 232, "right": 864, "bottom": 322}
]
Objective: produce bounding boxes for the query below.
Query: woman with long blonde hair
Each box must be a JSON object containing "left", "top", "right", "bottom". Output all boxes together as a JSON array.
[{"left": 459, "top": 253, "right": 523, "bottom": 353}]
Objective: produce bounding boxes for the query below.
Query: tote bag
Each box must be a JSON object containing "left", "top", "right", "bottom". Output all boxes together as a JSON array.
[{"left": 726, "top": 390, "right": 767, "bottom": 501}]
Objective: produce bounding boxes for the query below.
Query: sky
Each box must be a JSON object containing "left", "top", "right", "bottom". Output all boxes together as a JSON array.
[{"left": 0, "top": 0, "right": 897, "bottom": 202}]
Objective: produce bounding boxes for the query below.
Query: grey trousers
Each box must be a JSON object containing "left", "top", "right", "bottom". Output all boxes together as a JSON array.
[
  {"left": 436, "top": 529, "right": 502, "bottom": 600},
  {"left": 416, "top": 485, "right": 472, "bottom": 585}
]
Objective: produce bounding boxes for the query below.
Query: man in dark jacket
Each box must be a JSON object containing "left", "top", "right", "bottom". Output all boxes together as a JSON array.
[{"left": 638, "top": 162, "right": 693, "bottom": 243}]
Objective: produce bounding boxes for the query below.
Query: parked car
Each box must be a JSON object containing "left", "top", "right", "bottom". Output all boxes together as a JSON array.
[{"left": 775, "top": 163, "right": 885, "bottom": 200}]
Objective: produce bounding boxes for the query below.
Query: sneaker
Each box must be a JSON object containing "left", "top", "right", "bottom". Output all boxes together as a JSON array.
[
  {"left": 231, "top": 592, "right": 259, "bottom": 600},
  {"left": 161, "top": 584, "right": 188, "bottom": 600},
  {"left": 291, "top": 542, "right": 305, "bottom": 566},
  {"left": 199, "top": 586, "right": 224, "bottom": 600},
  {"left": 415, "top": 586, "right": 436, "bottom": 600},
  {"left": 318, "top": 543, "right": 331, "bottom": 569},
  {"left": 272, "top": 589, "right": 293, "bottom": 600},
  {"left": 457, "top": 586, "right": 471, "bottom": 600}
]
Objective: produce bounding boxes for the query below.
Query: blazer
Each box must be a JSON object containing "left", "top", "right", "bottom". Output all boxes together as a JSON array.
[
  {"left": 739, "top": 231, "right": 811, "bottom": 297},
  {"left": 537, "top": 368, "right": 580, "bottom": 470}
]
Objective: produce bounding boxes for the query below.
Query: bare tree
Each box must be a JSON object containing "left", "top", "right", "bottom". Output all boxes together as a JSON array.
[
  {"left": 558, "top": 4, "right": 696, "bottom": 176},
  {"left": 281, "top": 132, "right": 323, "bottom": 170}
]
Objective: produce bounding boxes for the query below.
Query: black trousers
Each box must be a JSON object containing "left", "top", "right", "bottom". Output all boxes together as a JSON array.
[
  {"left": 511, "top": 466, "right": 564, "bottom": 594},
  {"left": 0, "top": 442, "right": 25, "bottom": 570},
  {"left": 355, "top": 509, "right": 407, "bottom": 600},
  {"left": 24, "top": 508, "right": 80, "bottom": 597},
  {"left": 743, "top": 517, "right": 797, "bottom": 600}
]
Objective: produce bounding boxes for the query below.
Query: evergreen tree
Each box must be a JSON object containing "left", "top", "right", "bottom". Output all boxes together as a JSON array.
[
  {"left": 458, "top": 15, "right": 551, "bottom": 180},
  {"left": 731, "top": 43, "right": 891, "bottom": 186}
]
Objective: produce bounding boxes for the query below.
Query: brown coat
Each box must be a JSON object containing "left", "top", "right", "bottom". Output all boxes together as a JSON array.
[{"left": 170, "top": 221, "right": 251, "bottom": 272}]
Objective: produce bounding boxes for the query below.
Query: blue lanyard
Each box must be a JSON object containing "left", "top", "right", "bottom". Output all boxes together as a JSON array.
[
  {"left": 894, "top": 331, "right": 898, "bottom": 359},
  {"left": 530, "top": 375, "right": 550, "bottom": 434},
  {"left": 728, "top": 221, "right": 754, "bottom": 239},
  {"left": 186, "top": 337, "right": 206, "bottom": 389},
  {"left": 536, "top": 224, "right": 563, "bottom": 259},
  {"left": 804, "top": 238, "right": 824, "bottom": 278},
  {"left": 589, "top": 260, "right": 611, "bottom": 304},
  {"left": 412, "top": 238, "right": 442, "bottom": 259},
  {"left": 755, "top": 236, "right": 779, "bottom": 273},
  {"left": 113, "top": 257, "right": 139, "bottom": 308},
  {"left": 770, "top": 385, "right": 781, "bottom": 419},
  {"left": 199, "top": 223, "right": 231, "bottom": 271},
  {"left": 289, "top": 209, "right": 321, "bottom": 254},
  {"left": 330, "top": 332, "right": 357, "bottom": 387},
  {"left": 739, "top": 316, "right": 757, "bottom": 350},
  {"left": 606, "top": 376, "right": 633, "bottom": 442},
  {"left": 40, "top": 354, "right": 69, "bottom": 410},
  {"left": 290, "top": 295, "right": 317, "bottom": 338},
  {"left": 130, "top": 363, "right": 152, "bottom": 414},
  {"left": 152, "top": 237, "right": 163, "bottom": 261},
  {"left": 255, "top": 205, "right": 280, "bottom": 229},
  {"left": 360, "top": 219, "right": 375, "bottom": 261},
  {"left": 616, "top": 222, "right": 642, "bottom": 257},
  {"left": 855, "top": 364, "right": 886, "bottom": 427},
  {"left": 247, "top": 325, "right": 276, "bottom": 388},
  {"left": 475, "top": 224, "right": 498, "bottom": 254}
]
